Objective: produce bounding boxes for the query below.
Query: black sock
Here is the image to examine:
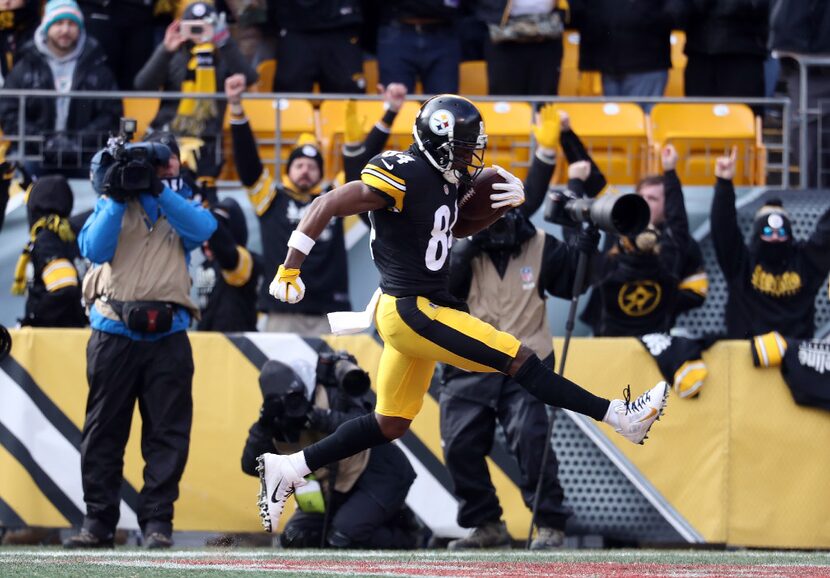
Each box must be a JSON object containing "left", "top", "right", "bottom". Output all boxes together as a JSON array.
[
  {"left": 303, "top": 413, "right": 390, "bottom": 471},
  {"left": 514, "top": 354, "right": 610, "bottom": 421}
]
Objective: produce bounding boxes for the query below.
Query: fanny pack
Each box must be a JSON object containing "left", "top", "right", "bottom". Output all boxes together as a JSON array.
[
  {"left": 488, "top": 11, "right": 563, "bottom": 44},
  {"left": 106, "top": 298, "right": 175, "bottom": 333}
]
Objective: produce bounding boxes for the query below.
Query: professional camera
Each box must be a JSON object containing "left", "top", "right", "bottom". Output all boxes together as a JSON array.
[
  {"left": 94, "top": 117, "right": 171, "bottom": 202},
  {"left": 317, "top": 351, "right": 371, "bottom": 397},
  {"left": 544, "top": 189, "right": 650, "bottom": 237}
]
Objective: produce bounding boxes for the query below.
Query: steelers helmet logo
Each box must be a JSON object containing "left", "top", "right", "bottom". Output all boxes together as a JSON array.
[
  {"left": 301, "top": 145, "right": 318, "bottom": 157},
  {"left": 768, "top": 213, "right": 784, "bottom": 228},
  {"left": 618, "top": 281, "right": 662, "bottom": 317},
  {"left": 429, "top": 109, "right": 455, "bottom": 136},
  {"left": 191, "top": 2, "right": 207, "bottom": 17}
]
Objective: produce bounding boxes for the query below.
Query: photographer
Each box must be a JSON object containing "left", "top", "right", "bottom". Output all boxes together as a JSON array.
[
  {"left": 242, "top": 352, "right": 419, "bottom": 549},
  {"left": 134, "top": 1, "right": 257, "bottom": 187},
  {"left": 438, "top": 110, "right": 598, "bottom": 550},
  {"left": 64, "top": 125, "right": 216, "bottom": 549}
]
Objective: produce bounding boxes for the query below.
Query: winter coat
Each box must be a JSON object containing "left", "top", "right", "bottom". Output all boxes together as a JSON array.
[
  {"left": 0, "top": 36, "right": 121, "bottom": 154},
  {"left": 682, "top": 0, "right": 769, "bottom": 57}
]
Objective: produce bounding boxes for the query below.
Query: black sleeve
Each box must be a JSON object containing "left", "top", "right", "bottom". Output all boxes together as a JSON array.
[
  {"left": 710, "top": 177, "right": 749, "bottom": 282},
  {"left": 0, "top": 64, "right": 23, "bottom": 135},
  {"left": 133, "top": 42, "right": 173, "bottom": 90},
  {"left": 674, "top": 240, "right": 707, "bottom": 316},
  {"left": 447, "top": 237, "right": 480, "bottom": 300},
  {"left": 231, "top": 119, "right": 264, "bottom": 187},
  {"left": 206, "top": 218, "right": 240, "bottom": 271},
  {"left": 540, "top": 234, "right": 593, "bottom": 299},
  {"left": 662, "top": 169, "right": 690, "bottom": 242},
  {"left": 305, "top": 388, "right": 372, "bottom": 434},
  {"left": 88, "top": 66, "right": 123, "bottom": 133},
  {"left": 240, "top": 421, "right": 275, "bottom": 477},
  {"left": 521, "top": 152, "right": 555, "bottom": 218},
  {"left": 559, "top": 129, "right": 607, "bottom": 198},
  {"left": 803, "top": 204, "right": 830, "bottom": 274}
]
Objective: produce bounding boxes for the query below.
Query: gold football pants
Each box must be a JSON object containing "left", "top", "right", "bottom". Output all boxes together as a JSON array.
[{"left": 373, "top": 294, "right": 521, "bottom": 420}]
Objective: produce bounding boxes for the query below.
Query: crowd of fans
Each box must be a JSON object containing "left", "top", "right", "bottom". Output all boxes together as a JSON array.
[{"left": 1, "top": 0, "right": 830, "bottom": 552}]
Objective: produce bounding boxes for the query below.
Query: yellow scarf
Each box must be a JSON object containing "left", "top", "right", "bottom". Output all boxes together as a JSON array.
[
  {"left": 12, "top": 215, "right": 75, "bottom": 295},
  {"left": 171, "top": 42, "right": 218, "bottom": 137}
]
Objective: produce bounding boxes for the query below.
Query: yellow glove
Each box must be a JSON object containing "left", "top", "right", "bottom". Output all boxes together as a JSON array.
[
  {"left": 269, "top": 264, "right": 305, "bottom": 304},
  {"left": 344, "top": 100, "right": 367, "bottom": 145},
  {"left": 532, "top": 104, "right": 561, "bottom": 150}
]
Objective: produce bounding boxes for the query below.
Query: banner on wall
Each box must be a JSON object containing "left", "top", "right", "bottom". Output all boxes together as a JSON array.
[{"left": 2, "top": 330, "right": 830, "bottom": 549}]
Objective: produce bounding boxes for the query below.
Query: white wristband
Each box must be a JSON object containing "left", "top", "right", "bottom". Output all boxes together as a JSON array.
[{"left": 288, "top": 230, "right": 316, "bottom": 255}]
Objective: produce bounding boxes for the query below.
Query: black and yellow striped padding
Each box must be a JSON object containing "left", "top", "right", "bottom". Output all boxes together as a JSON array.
[{"left": 361, "top": 163, "right": 406, "bottom": 212}]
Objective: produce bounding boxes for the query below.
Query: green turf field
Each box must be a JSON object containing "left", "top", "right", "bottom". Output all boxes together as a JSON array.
[{"left": 1, "top": 548, "right": 830, "bottom": 577}]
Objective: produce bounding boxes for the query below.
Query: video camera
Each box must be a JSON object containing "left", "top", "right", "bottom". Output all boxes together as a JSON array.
[
  {"left": 544, "top": 189, "right": 650, "bottom": 237},
  {"left": 95, "top": 118, "right": 171, "bottom": 202}
]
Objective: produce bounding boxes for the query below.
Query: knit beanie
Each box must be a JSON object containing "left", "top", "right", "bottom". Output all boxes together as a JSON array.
[
  {"left": 41, "top": 0, "right": 84, "bottom": 33},
  {"left": 287, "top": 133, "right": 324, "bottom": 174}
]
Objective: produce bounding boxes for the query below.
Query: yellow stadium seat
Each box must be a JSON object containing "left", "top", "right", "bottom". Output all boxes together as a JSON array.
[
  {"left": 459, "top": 61, "right": 488, "bottom": 96},
  {"left": 318, "top": 99, "right": 421, "bottom": 181},
  {"left": 121, "top": 98, "right": 160, "bottom": 140},
  {"left": 474, "top": 100, "right": 533, "bottom": 180},
  {"left": 558, "top": 31, "right": 602, "bottom": 97},
  {"left": 648, "top": 103, "right": 765, "bottom": 185},
  {"left": 251, "top": 59, "right": 276, "bottom": 93},
  {"left": 552, "top": 103, "right": 648, "bottom": 186},
  {"left": 665, "top": 31, "right": 686, "bottom": 97}
]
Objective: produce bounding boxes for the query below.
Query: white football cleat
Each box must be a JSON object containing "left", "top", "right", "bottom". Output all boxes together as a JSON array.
[
  {"left": 256, "top": 453, "right": 306, "bottom": 533},
  {"left": 607, "top": 381, "right": 669, "bottom": 445}
]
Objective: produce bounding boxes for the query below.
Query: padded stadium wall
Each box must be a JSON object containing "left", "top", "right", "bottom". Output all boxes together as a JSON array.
[{"left": 1, "top": 329, "right": 829, "bottom": 549}]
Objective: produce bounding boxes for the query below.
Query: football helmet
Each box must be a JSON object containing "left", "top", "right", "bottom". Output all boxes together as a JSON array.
[{"left": 413, "top": 94, "right": 487, "bottom": 185}]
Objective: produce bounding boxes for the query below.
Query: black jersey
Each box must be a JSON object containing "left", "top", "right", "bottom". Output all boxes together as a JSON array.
[{"left": 361, "top": 147, "right": 462, "bottom": 303}]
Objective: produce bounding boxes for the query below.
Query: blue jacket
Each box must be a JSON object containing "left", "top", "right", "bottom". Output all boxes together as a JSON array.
[{"left": 79, "top": 184, "right": 217, "bottom": 341}]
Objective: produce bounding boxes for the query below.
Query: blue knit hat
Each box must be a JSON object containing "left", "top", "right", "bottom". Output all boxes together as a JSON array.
[{"left": 41, "top": 0, "right": 84, "bottom": 33}]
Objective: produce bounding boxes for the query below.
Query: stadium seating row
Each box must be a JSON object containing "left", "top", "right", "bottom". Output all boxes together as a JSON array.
[
  {"left": 123, "top": 96, "right": 764, "bottom": 187},
  {"left": 248, "top": 31, "right": 688, "bottom": 99}
]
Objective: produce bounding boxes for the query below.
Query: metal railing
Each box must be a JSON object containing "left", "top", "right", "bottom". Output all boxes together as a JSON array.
[
  {"left": 0, "top": 88, "right": 793, "bottom": 188},
  {"left": 772, "top": 51, "right": 830, "bottom": 187}
]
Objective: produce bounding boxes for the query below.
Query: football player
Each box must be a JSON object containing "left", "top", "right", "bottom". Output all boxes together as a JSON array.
[{"left": 256, "top": 95, "right": 670, "bottom": 533}]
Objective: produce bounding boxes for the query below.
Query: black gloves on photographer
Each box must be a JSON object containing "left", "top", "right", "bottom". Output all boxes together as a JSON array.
[{"left": 150, "top": 174, "right": 166, "bottom": 197}]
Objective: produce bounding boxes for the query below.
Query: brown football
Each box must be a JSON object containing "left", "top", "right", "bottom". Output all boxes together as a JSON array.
[{"left": 458, "top": 167, "right": 506, "bottom": 221}]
